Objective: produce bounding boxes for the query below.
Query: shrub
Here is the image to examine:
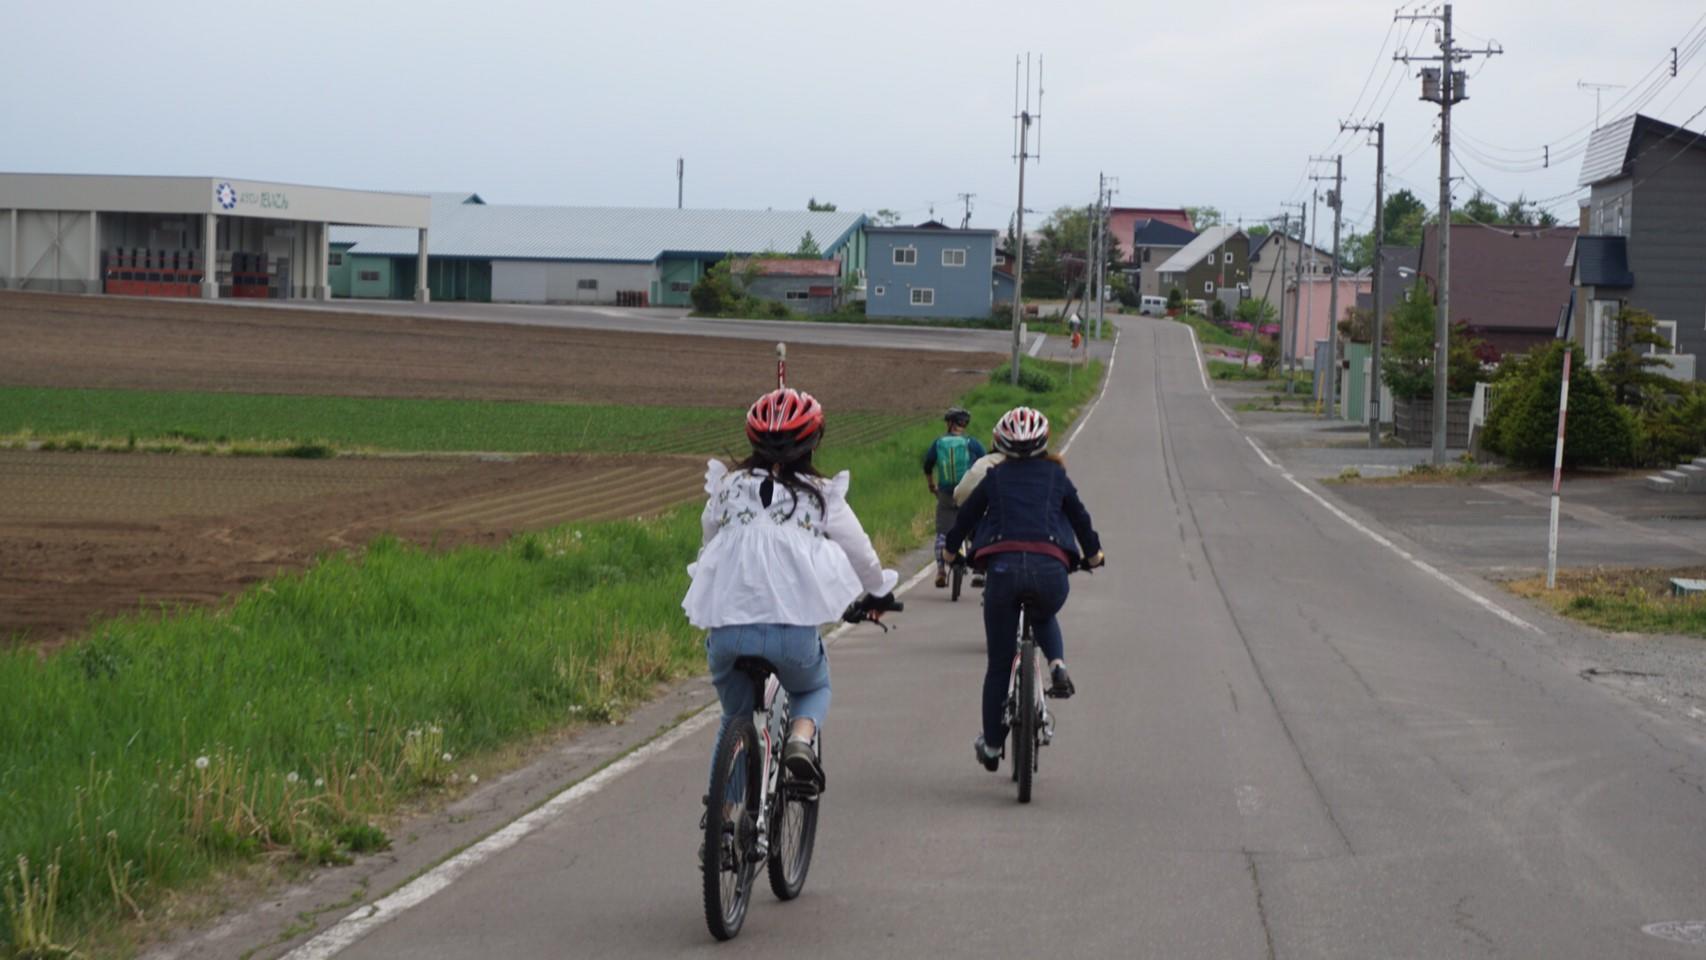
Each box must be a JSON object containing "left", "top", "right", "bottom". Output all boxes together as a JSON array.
[
  {"left": 1210, "top": 298, "right": 1228, "bottom": 322},
  {"left": 689, "top": 259, "right": 737, "bottom": 315},
  {"left": 1636, "top": 383, "right": 1706, "bottom": 467},
  {"left": 1484, "top": 342, "right": 1635, "bottom": 468},
  {"left": 1167, "top": 287, "right": 1183, "bottom": 310},
  {"left": 988, "top": 362, "right": 1058, "bottom": 393}
]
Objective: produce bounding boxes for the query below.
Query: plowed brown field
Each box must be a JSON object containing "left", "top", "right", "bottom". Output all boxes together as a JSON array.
[
  {"left": 0, "top": 292, "right": 999, "bottom": 409},
  {"left": 0, "top": 450, "right": 705, "bottom": 646}
]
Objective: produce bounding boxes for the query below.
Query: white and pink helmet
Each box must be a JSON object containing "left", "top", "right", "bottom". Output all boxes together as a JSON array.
[{"left": 993, "top": 406, "right": 1050, "bottom": 458}]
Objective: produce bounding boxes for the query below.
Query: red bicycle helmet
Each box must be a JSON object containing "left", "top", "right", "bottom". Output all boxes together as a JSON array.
[
  {"left": 746, "top": 387, "right": 825, "bottom": 461},
  {"left": 993, "top": 406, "right": 1050, "bottom": 458}
]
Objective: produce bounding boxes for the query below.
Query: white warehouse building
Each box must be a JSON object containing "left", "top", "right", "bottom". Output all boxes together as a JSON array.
[
  {"left": 330, "top": 193, "right": 868, "bottom": 307},
  {"left": 0, "top": 173, "right": 429, "bottom": 301}
]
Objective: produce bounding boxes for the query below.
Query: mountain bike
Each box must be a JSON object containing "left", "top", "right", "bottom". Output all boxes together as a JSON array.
[
  {"left": 1003, "top": 560, "right": 1098, "bottom": 804},
  {"left": 701, "top": 594, "right": 901, "bottom": 941}
]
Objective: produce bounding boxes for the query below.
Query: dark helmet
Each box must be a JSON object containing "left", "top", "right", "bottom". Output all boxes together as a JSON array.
[
  {"left": 943, "top": 407, "right": 971, "bottom": 428},
  {"left": 746, "top": 387, "right": 825, "bottom": 462}
]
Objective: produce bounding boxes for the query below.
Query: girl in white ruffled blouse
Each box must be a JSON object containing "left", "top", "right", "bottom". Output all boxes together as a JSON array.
[{"left": 683, "top": 387, "right": 898, "bottom": 786}]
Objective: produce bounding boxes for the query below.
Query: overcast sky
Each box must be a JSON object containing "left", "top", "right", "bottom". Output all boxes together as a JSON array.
[{"left": 6, "top": 1, "right": 1703, "bottom": 235}]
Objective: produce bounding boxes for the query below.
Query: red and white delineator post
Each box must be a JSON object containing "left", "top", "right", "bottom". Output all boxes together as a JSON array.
[
  {"left": 776, "top": 342, "right": 787, "bottom": 389},
  {"left": 1545, "top": 347, "right": 1573, "bottom": 589}
]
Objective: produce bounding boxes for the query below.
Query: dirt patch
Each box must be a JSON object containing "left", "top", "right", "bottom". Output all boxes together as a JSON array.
[
  {"left": 0, "top": 450, "right": 705, "bottom": 647},
  {"left": 0, "top": 291, "right": 999, "bottom": 410}
]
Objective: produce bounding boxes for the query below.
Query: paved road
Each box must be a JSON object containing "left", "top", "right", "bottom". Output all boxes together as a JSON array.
[
  {"left": 255, "top": 298, "right": 1111, "bottom": 363},
  {"left": 312, "top": 317, "right": 1706, "bottom": 958}
]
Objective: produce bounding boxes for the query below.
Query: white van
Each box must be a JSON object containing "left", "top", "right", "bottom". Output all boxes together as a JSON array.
[{"left": 1138, "top": 295, "right": 1168, "bottom": 316}]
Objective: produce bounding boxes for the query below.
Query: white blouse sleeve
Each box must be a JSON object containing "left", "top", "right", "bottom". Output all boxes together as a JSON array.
[
  {"left": 699, "top": 460, "right": 729, "bottom": 548},
  {"left": 822, "top": 471, "right": 900, "bottom": 597}
]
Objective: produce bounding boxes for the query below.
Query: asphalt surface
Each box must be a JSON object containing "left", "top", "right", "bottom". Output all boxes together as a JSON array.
[
  {"left": 257, "top": 298, "right": 1112, "bottom": 363},
  {"left": 305, "top": 317, "right": 1706, "bottom": 958}
]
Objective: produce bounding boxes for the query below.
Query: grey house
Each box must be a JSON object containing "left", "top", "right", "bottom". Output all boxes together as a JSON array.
[
  {"left": 730, "top": 258, "right": 842, "bottom": 315},
  {"left": 1130, "top": 218, "right": 1197, "bottom": 297},
  {"left": 1571, "top": 113, "right": 1705, "bottom": 380},
  {"left": 865, "top": 224, "right": 998, "bottom": 320}
]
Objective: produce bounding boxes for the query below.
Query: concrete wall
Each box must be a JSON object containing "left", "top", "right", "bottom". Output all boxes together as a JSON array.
[
  {"left": 491, "top": 260, "right": 654, "bottom": 304},
  {"left": 865, "top": 229, "right": 997, "bottom": 319}
]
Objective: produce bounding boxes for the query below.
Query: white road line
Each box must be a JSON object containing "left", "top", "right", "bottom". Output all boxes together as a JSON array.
[
  {"left": 1061, "top": 331, "right": 1121, "bottom": 456},
  {"left": 1027, "top": 333, "right": 1047, "bottom": 358},
  {"left": 1183, "top": 320, "right": 1542, "bottom": 636}
]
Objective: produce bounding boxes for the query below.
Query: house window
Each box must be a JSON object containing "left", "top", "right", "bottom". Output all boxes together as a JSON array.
[
  {"left": 328, "top": 253, "right": 344, "bottom": 267},
  {"left": 1204, "top": 281, "right": 1216, "bottom": 294},
  {"left": 1142, "top": 249, "right": 1151, "bottom": 262},
  {"left": 358, "top": 270, "right": 380, "bottom": 282},
  {"left": 1650, "top": 320, "right": 1678, "bottom": 355},
  {"left": 942, "top": 248, "right": 967, "bottom": 267},
  {"left": 893, "top": 246, "right": 917, "bottom": 265},
  {"left": 873, "top": 285, "right": 886, "bottom": 296},
  {"left": 911, "top": 288, "right": 935, "bottom": 306},
  {"left": 670, "top": 281, "right": 692, "bottom": 293},
  {"left": 577, "top": 278, "right": 598, "bottom": 290},
  {"left": 1224, "top": 252, "right": 1234, "bottom": 264},
  {"left": 1588, "top": 300, "right": 1620, "bottom": 366},
  {"left": 1205, "top": 255, "right": 1216, "bottom": 268},
  {"left": 785, "top": 290, "right": 810, "bottom": 300}
]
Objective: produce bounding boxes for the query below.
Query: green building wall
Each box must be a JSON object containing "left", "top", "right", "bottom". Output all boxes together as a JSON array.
[{"left": 655, "top": 258, "right": 705, "bottom": 307}]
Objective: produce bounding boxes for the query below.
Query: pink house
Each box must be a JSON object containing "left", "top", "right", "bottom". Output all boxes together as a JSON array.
[
  {"left": 1285, "top": 275, "right": 1369, "bottom": 361},
  {"left": 1105, "top": 207, "right": 1194, "bottom": 263}
]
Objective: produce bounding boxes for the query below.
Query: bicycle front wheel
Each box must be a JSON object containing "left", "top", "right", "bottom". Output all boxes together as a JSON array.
[
  {"left": 767, "top": 769, "right": 820, "bottom": 900},
  {"left": 703, "top": 716, "right": 761, "bottom": 941},
  {"left": 1015, "top": 639, "right": 1037, "bottom": 804}
]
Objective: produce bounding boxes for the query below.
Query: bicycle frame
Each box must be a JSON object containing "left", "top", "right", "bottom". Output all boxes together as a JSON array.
[{"left": 749, "top": 673, "right": 787, "bottom": 861}]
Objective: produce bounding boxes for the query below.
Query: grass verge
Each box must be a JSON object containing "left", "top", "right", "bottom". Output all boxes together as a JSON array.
[
  {"left": 1324, "top": 462, "right": 1528, "bottom": 485},
  {"left": 0, "top": 387, "right": 923, "bottom": 457},
  {"left": 0, "top": 357, "right": 1104, "bottom": 955},
  {"left": 1506, "top": 567, "right": 1706, "bottom": 638},
  {"left": 1173, "top": 312, "right": 1247, "bottom": 349}
]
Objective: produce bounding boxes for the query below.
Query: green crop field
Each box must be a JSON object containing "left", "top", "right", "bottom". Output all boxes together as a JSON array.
[
  {"left": 0, "top": 387, "right": 927, "bottom": 457},
  {"left": 0, "top": 358, "right": 1104, "bottom": 956}
]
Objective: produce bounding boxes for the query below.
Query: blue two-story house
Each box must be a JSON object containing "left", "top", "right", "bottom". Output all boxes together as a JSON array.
[{"left": 864, "top": 223, "right": 999, "bottom": 320}]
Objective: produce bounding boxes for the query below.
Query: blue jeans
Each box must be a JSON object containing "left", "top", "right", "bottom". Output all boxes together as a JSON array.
[
  {"left": 980, "top": 553, "right": 1069, "bottom": 746},
  {"left": 707, "top": 624, "right": 830, "bottom": 773}
]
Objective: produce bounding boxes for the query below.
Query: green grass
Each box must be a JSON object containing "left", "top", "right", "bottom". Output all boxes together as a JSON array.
[
  {"left": 0, "top": 357, "right": 1104, "bottom": 955},
  {"left": 0, "top": 387, "right": 923, "bottom": 457},
  {"left": 1173, "top": 312, "right": 1248, "bottom": 348},
  {"left": 1508, "top": 568, "right": 1706, "bottom": 638},
  {"left": 1206, "top": 359, "right": 1274, "bottom": 381}
]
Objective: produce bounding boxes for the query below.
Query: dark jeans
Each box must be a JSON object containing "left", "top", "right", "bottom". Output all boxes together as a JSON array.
[{"left": 980, "top": 552, "right": 1069, "bottom": 746}]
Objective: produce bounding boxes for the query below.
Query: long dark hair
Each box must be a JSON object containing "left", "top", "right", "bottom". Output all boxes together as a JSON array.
[{"left": 735, "top": 449, "right": 828, "bottom": 520}]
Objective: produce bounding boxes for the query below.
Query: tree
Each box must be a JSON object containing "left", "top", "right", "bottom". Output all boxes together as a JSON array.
[
  {"left": 794, "top": 231, "right": 821, "bottom": 257},
  {"left": 1451, "top": 190, "right": 1501, "bottom": 225},
  {"left": 1339, "top": 229, "right": 1373, "bottom": 273},
  {"left": 1381, "top": 189, "right": 1427, "bottom": 248},
  {"left": 806, "top": 197, "right": 837, "bottom": 212},
  {"left": 1185, "top": 205, "right": 1222, "bottom": 228},
  {"left": 1599, "top": 306, "right": 1678, "bottom": 405},
  {"left": 1381, "top": 279, "right": 1483, "bottom": 400},
  {"left": 871, "top": 208, "right": 901, "bottom": 227},
  {"left": 1247, "top": 224, "right": 1273, "bottom": 241}
]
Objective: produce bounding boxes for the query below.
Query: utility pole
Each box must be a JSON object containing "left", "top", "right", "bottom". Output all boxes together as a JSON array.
[
  {"left": 677, "top": 158, "right": 684, "bottom": 209},
  {"left": 1344, "top": 120, "right": 1387, "bottom": 447},
  {"left": 1284, "top": 202, "right": 1305, "bottom": 395},
  {"left": 1009, "top": 54, "right": 1044, "bottom": 386},
  {"left": 957, "top": 193, "right": 976, "bottom": 230},
  {"left": 1089, "top": 174, "right": 1103, "bottom": 328},
  {"left": 1311, "top": 156, "right": 1344, "bottom": 419},
  {"left": 1397, "top": 3, "right": 1501, "bottom": 463},
  {"left": 1307, "top": 188, "right": 1320, "bottom": 402},
  {"left": 1096, "top": 176, "right": 1117, "bottom": 338}
]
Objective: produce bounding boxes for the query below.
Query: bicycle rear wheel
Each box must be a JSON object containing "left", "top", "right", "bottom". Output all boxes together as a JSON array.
[
  {"left": 1015, "top": 638, "right": 1037, "bottom": 804},
  {"left": 767, "top": 774, "right": 819, "bottom": 900},
  {"left": 703, "top": 717, "right": 761, "bottom": 941}
]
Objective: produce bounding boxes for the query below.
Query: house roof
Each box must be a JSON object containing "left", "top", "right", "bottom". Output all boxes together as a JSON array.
[
  {"left": 1131, "top": 218, "right": 1197, "bottom": 248},
  {"left": 1579, "top": 113, "right": 1706, "bottom": 186},
  {"left": 1155, "top": 225, "right": 1243, "bottom": 275},
  {"left": 1108, "top": 207, "right": 1194, "bottom": 232},
  {"left": 1249, "top": 231, "right": 1331, "bottom": 264},
  {"left": 332, "top": 192, "right": 866, "bottom": 262},
  {"left": 1573, "top": 235, "right": 1635, "bottom": 287},
  {"left": 865, "top": 225, "right": 998, "bottom": 236},
  {"left": 731, "top": 258, "right": 843, "bottom": 278},
  {"left": 1417, "top": 224, "right": 1577, "bottom": 332}
]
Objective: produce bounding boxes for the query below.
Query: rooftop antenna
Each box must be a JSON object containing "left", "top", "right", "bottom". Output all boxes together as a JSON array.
[{"left": 1577, "top": 80, "right": 1625, "bottom": 129}]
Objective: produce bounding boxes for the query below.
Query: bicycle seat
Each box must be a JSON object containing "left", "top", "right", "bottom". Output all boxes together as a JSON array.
[{"left": 732, "top": 656, "right": 778, "bottom": 684}]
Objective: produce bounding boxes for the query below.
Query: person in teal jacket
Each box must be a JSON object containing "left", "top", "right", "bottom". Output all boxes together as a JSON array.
[{"left": 923, "top": 407, "right": 986, "bottom": 588}]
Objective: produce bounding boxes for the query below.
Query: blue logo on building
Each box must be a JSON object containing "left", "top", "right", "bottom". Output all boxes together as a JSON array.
[{"left": 216, "top": 182, "right": 237, "bottom": 210}]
